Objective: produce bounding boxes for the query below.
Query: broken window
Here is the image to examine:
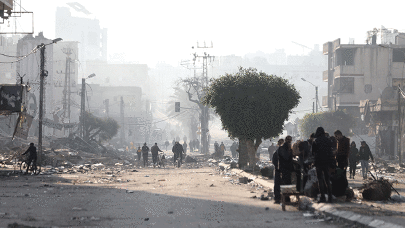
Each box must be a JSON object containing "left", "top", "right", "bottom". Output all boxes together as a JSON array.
[
  {"left": 334, "top": 77, "right": 354, "bottom": 93},
  {"left": 393, "top": 48, "right": 405, "bottom": 62}
]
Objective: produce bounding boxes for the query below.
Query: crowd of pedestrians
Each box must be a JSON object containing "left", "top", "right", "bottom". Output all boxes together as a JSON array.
[{"left": 272, "top": 127, "right": 374, "bottom": 204}]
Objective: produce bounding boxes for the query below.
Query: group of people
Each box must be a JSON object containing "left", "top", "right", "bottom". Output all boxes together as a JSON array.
[
  {"left": 135, "top": 141, "right": 186, "bottom": 168},
  {"left": 170, "top": 139, "right": 200, "bottom": 153},
  {"left": 272, "top": 127, "right": 374, "bottom": 204},
  {"left": 213, "top": 141, "right": 226, "bottom": 158}
]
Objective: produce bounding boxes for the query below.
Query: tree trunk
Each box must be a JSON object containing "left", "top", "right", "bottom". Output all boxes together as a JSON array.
[
  {"left": 246, "top": 139, "right": 256, "bottom": 168},
  {"left": 238, "top": 138, "right": 248, "bottom": 169}
]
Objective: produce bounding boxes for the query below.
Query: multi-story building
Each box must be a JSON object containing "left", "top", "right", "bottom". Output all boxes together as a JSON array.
[
  {"left": 324, "top": 28, "right": 405, "bottom": 158},
  {"left": 55, "top": 6, "right": 107, "bottom": 63},
  {"left": 0, "top": 35, "right": 20, "bottom": 84},
  {"left": 323, "top": 30, "right": 405, "bottom": 113}
]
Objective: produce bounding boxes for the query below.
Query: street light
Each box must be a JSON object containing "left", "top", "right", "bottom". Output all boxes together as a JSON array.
[
  {"left": 81, "top": 73, "right": 96, "bottom": 138},
  {"left": 38, "top": 37, "right": 62, "bottom": 173},
  {"left": 80, "top": 73, "right": 96, "bottom": 138},
  {"left": 301, "top": 78, "right": 319, "bottom": 113}
]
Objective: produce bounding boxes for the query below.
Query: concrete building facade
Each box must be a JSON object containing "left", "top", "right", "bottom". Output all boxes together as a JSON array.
[{"left": 323, "top": 28, "right": 405, "bottom": 159}]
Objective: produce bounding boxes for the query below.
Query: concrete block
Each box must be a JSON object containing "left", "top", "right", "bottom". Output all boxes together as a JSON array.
[
  {"left": 347, "top": 214, "right": 361, "bottom": 222},
  {"left": 368, "top": 219, "right": 385, "bottom": 227},
  {"left": 356, "top": 216, "right": 374, "bottom": 225}
]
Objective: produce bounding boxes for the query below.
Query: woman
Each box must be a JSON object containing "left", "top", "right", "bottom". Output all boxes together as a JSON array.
[{"left": 348, "top": 141, "right": 359, "bottom": 179}]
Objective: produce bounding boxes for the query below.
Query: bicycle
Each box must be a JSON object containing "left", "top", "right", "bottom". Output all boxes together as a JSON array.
[
  {"left": 174, "top": 153, "right": 183, "bottom": 168},
  {"left": 18, "top": 155, "right": 40, "bottom": 175}
]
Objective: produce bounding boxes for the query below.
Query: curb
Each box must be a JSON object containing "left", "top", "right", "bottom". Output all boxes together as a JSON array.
[
  {"left": 218, "top": 163, "right": 405, "bottom": 228},
  {"left": 311, "top": 203, "right": 404, "bottom": 228}
]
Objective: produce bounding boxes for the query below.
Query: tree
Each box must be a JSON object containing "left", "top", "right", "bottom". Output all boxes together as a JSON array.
[
  {"left": 83, "top": 111, "right": 119, "bottom": 142},
  {"left": 202, "top": 67, "right": 301, "bottom": 168},
  {"left": 299, "top": 110, "right": 356, "bottom": 138},
  {"left": 166, "top": 85, "right": 200, "bottom": 141}
]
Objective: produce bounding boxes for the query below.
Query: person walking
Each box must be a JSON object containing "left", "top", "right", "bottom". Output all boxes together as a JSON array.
[
  {"left": 359, "top": 141, "right": 374, "bottom": 180},
  {"left": 189, "top": 140, "right": 194, "bottom": 153},
  {"left": 334, "top": 130, "right": 351, "bottom": 172},
  {"left": 349, "top": 141, "right": 359, "bottom": 179},
  {"left": 172, "top": 141, "right": 184, "bottom": 167},
  {"left": 183, "top": 141, "right": 188, "bottom": 154},
  {"left": 312, "top": 127, "right": 335, "bottom": 203},
  {"left": 142, "top": 143, "right": 150, "bottom": 167},
  {"left": 272, "top": 139, "right": 284, "bottom": 204},
  {"left": 151, "top": 143, "right": 163, "bottom": 167},
  {"left": 268, "top": 143, "right": 276, "bottom": 161},
  {"left": 278, "top": 135, "right": 293, "bottom": 202},
  {"left": 22, "top": 143, "right": 37, "bottom": 174},
  {"left": 220, "top": 142, "right": 226, "bottom": 158},
  {"left": 136, "top": 146, "right": 142, "bottom": 162},
  {"left": 214, "top": 141, "right": 219, "bottom": 157},
  {"left": 230, "top": 142, "right": 237, "bottom": 158}
]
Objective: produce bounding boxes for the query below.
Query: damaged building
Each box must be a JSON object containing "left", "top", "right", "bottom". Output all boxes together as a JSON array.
[{"left": 323, "top": 26, "right": 405, "bottom": 160}]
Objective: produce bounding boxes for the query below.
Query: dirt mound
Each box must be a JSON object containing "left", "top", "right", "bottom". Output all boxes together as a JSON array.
[{"left": 361, "top": 179, "right": 392, "bottom": 201}]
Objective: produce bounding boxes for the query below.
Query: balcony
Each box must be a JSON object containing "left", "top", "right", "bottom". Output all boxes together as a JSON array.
[
  {"left": 333, "top": 65, "right": 362, "bottom": 78},
  {"left": 323, "top": 71, "right": 328, "bottom": 82}
]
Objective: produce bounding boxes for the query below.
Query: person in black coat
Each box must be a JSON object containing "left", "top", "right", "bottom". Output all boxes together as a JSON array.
[
  {"left": 278, "top": 136, "right": 293, "bottom": 202},
  {"left": 272, "top": 138, "right": 284, "bottom": 204},
  {"left": 22, "top": 143, "right": 37, "bottom": 174},
  {"left": 312, "top": 127, "right": 335, "bottom": 203},
  {"left": 349, "top": 141, "right": 359, "bottom": 179},
  {"left": 142, "top": 143, "right": 150, "bottom": 167}
]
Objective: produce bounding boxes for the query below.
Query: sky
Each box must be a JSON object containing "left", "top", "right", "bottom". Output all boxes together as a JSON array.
[{"left": 14, "top": 0, "right": 405, "bottom": 67}]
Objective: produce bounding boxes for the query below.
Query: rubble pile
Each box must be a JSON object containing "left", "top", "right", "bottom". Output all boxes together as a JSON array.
[{"left": 361, "top": 178, "right": 392, "bottom": 201}]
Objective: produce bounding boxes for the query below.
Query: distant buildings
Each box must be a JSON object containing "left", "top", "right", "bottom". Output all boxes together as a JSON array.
[{"left": 55, "top": 6, "right": 107, "bottom": 63}]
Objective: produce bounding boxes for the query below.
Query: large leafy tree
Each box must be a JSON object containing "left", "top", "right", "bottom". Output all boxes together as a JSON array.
[
  {"left": 202, "top": 67, "right": 301, "bottom": 168},
  {"left": 299, "top": 110, "right": 355, "bottom": 138}
]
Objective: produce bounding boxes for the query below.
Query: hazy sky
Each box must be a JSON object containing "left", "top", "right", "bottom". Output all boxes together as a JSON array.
[{"left": 17, "top": 0, "right": 405, "bottom": 66}]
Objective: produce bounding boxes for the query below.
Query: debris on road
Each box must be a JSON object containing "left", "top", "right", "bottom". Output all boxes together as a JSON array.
[{"left": 361, "top": 178, "right": 392, "bottom": 201}]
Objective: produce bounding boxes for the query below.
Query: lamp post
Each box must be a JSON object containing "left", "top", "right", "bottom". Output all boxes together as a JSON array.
[
  {"left": 80, "top": 73, "right": 96, "bottom": 139},
  {"left": 38, "top": 38, "right": 62, "bottom": 172},
  {"left": 301, "top": 78, "right": 319, "bottom": 113}
]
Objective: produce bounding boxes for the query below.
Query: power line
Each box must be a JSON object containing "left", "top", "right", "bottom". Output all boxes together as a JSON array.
[{"left": 126, "top": 110, "right": 190, "bottom": 126}]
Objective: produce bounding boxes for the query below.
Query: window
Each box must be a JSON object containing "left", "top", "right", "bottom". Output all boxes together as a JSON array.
[
  {"left": 393, "top": 48, "right": 405, "bottom": 62},
  {"left": 334, "top": 77, "right": 354, "bottom": 93},
  {"left": 342, "top": 49, "right": 355, "bottom": 65}
]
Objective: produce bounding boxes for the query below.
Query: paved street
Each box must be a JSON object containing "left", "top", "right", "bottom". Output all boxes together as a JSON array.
[{"left": 0, "top": 160, "right": 344, "bottom": 228}]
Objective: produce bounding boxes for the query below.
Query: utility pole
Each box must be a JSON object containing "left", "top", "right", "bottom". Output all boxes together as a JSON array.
[
  {"left": 315, "top": 86, "right": 319, "bottom": 113},
  {"left": 62, "top": 48, "right": 72, "bottom": 135},
  {"left": 38, "top": 43, "right": 46, "bottom": 170},
  {"left": 120, "top": 96, "right": 124, "bottom": 145},
  {"left": 80, "top": 78, "right": 86, "bottom": 139},
  {"left": 193, "top": 41, "right": 215, "bottom": 155},
  {"left": 398, "top": 86, "right": 402, "bottom": 163}
]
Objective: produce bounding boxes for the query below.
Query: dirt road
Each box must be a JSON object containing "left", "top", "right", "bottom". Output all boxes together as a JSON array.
[{"left": 0, "top": 160, "right": 344, "bottom": 228}]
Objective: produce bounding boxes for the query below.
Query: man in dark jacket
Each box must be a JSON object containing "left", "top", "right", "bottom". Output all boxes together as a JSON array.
[
  {"left": 172, "top": 141, "right": 184, "bottom": 167},
  {"left": 268, "top": 143, "right": 276, "bottom": 161},
  {"left": 312, "top": 127, "right": 335, "bottom": 203},
  {"left": 349, "top": 141, "right": 359, "bottom": 179},
  {"left": 151, "top": 143, "right": 163, "bottom": 167},
  {"left": 278, "top": 135, "right": 293, "bottom": 202},
  {"left": 359, "top": 141, "right": 374, "bottom": 179},
  {"left": 272, "top": 138, "right": 284, "bottom": 204},
  {"left": 22, "top": 142, "right": 37, "bottom": 174},
  {"left": 334, "top": 130, "right": 350, "bottom": 172},
  {"left": 142, "top": 143, "right": 150, "bottom": 167}
]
